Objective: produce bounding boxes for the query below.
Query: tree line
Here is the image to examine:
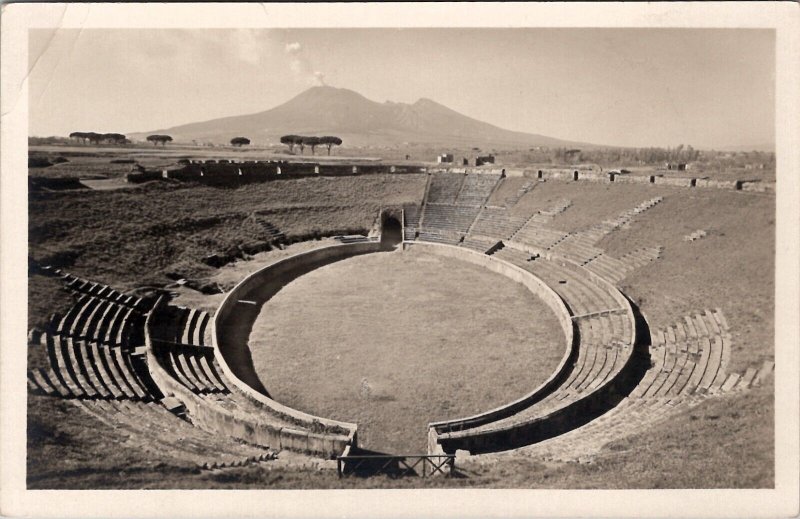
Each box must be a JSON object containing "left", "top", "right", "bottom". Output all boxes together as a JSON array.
[
  {"left": 69, "top": 132, "right": 129, "bottom": 144},
  {"left": 280, "top": 135, "right": 342, "bottom": 155},
  {"left": 64, "top": 132, "right": 343, "bottom": 153}
]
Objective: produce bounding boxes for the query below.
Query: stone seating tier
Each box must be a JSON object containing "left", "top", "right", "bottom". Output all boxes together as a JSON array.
[
  {"left": 426, "top": 173, "right": 466, "bottom": 204},
  {"left": 70, "top": 399, "right": 274, "bottom": 469},
  {"left": 420, "top": 204, "right": 481, "bottom": 235},
  {"left": 494, "top": 248, "right": 621, "bottom": 316},
  {"left": 455, "top": 174, "right": 501, "bottom": 206},
  {"left": 417, "top": 230, "right": 462, "bottom": 246},
  {"left": 36, "top": 331, "right": 155, "bottom": 401},
  {"left": 468, "top": 207, "right": 530, "bottom": 240}
]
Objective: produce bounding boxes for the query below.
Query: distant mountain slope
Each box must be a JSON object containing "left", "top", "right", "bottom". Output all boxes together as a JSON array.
[{"left": 130, "top": 86, "right": 591, "bottom": 148}]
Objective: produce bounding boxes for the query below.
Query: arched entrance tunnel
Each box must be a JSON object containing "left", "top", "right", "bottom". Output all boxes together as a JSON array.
[{"left": 380, "top": 212, "right": 403, "bottom": 247}]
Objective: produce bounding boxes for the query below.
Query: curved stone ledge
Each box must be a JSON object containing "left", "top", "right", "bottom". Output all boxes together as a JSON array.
[
  {"left": 212, "top": 242, "right": 388, "bottom": 442},
  {"left": 421, "top": 242, "right": 638, "bottom": 455},
  {"left": 145, "top": 297, "right": 351, "bottom": 458},
  {"left": 404, "top": 243, "right": 577, "bottom": 435}
]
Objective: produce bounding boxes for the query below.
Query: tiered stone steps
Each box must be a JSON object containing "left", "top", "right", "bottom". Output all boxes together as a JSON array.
[
  {"left": 516, "top": 309, "right": 773, "bottom": 462},
  {"left": 455, "top": 174, "right": 502, "bottom": 206},
  {"left": 460, "top": 235, "right": 501, "bottom": 254},
  {"left": 420, "top": 204, "right": 481, "bottom": 236},
  {"left": 504, "top": 180, "right": 536, "bottom": 207},
  {"left": 494, "top": 247, "right": 622, "bottom": 316},
  {"left": 29, "top": 279, "right": 160, "bottom": 403},
  {"left": 426, "top": 173, "right": 466, "bottom": 204},
  {"left": 69, "top": 399, "right": 276, "bottom": 470},
  {"left": 417, "top": 230, "right": 462, "bottom": 245},
  {"left": 402, "top": 204, "right": 421, "bottom": 240},
  {"left": 467, "top": 207, "right": 530, "bottom": 240},
  {"left": 584, "top": 247, "right": 662, "bottom": 283},
  {"left": 150, "top": 306, "right": 228, "bottom": 395}
]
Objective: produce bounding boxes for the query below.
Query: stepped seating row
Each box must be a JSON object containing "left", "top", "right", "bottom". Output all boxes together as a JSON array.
[
  {"left": 403, "top": 204, "right": 422, "bottom": 240},
  {"left": 420, "top": 204, "right": 481, "bottom": 235},
  {"left": 426, "top": 173, "right": 465, "bottom": 204},
  {"left": 511, "top": 223, "right": 569, "bottom": 251},
  {"left": 64, "top": 275, "right": 151, "bottom": 312},
  {"left": 468, "top": 207, "right": 529, "bottom": 240},
  {"left": 455, "top": 174, "right": 501, "bottom": 206},
  {"left": 417, "top": 230, "right": 462, "bottom": 246},
  {"left": 494, "top": 247, "right": 622, "bottom": 316},
  {"left": 179, "top": 308, "right": 211, "bottom": 346},
  {"left": 555, "top": 196, "right": 664, "bottom": 250},
  {"left": 70, "top": 399, "right": 275, "bottom": 469},
  {"left": 155, "top": 343, "right": 229, "bottom": 395},
  {"left": 593, "top": 196, "right": 663, "bottom": 236},
  {"left": 460, "top": 235, "right": 499, "bottom": 254},
  {"left": 548, "top": 233, "right": 604, "bottom": 264},
  {"left": 150, "top": 305, "right": 228, "bottom": 395},
  {"left": 522, "top": 393, "right": 705, "bottom": 463},
  {"left": 53, "top": 295, "right": 144, "bottom": 348},
  {"left": 253, "top": 217, "right": 286, "bottom": 241},
  {"left": 504, "top": 180, "right": 536, "bottom": 207},
  {"left": 552, "top": 313, "right": 632, "bottom": 399},
  {"left": 634, "top": 310, "right": 732, "bottom": 399},
  {"left": 539, "top": 198, "right": 573, "bottom": 217},
  {"left": 28, "top": 332, "right": 157, "bottom": 401},
  {"left": 585, "top": 247, "right": 662, "bottom": 283},
  {"left": 520, "top": 196, "right": 662, "bottom": 265},
  {"left": 524, "top": 310, "right": 771, "bottom": 462}
]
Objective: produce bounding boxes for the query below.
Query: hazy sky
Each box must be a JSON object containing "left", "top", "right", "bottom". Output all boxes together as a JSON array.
[{"left": 29, "top": 28, "right": 774, "bottom": 149}]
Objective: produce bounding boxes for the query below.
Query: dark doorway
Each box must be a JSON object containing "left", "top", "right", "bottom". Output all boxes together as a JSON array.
[{"left": 381, "top": 215, "right": 402, "bottom": 247}]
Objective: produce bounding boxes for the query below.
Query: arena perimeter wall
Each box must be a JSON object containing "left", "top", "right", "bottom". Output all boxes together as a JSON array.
[
  {"left": 144, "top": 297, "right": 352, "bottom": 458},
  {"left": 397, "top": 243, "right": 581, "bottom": 449},
  {"left": 413, "top": 242, "right": 637, "bottom": 455},
  {"left": 211, "top": 242, "right": 394, "bottom": 453}
]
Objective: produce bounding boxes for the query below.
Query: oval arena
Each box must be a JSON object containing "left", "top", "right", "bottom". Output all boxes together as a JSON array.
[{"left": 27, "top": 166, "right": 775, "bottom": 486}]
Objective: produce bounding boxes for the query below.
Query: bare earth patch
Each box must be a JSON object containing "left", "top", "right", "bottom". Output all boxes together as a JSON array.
[{"left": 248, "top": 247, "right": 567, "bottom": 453}]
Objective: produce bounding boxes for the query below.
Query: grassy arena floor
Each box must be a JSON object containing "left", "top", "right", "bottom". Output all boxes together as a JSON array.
[{"left": 248, "top": 247, "right": 567, "bottom": 453}]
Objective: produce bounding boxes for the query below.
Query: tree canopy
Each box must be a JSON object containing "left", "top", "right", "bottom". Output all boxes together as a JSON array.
[
  {"left": 68, "top": 132, "right": 127, "bottom": 145},
  {"left": 230, "top": 137, "right": 251, "bottom": 147},
  {"left": 320, "top": 136, "right": 343, "bottom": 155},
  {"left": 302, "top": 136, "right": 321, "bottom": 155},
  {"left": 146, "top": 135, "right": 173, "bottom": 146},
  {"left": 280, "top": 134, "right": 342, "bottom": 155}
]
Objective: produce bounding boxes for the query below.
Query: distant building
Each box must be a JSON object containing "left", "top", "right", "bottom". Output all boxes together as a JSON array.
[
  {"left": 475, "top": 155, "right": 495, "bottom": 166},
  {"left": 462, "top": 154, "right": 495, "bottom": 167},
  {"left": 437, "top": 153, "right": 454, "bottom": 164},
  {"left": 666, "top": 162, "right": 688, "bottom": 171}
]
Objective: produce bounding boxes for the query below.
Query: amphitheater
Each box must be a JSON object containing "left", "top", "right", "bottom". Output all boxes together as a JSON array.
[{"left": 26, "top": 163, "right": 775, "bottom": 488}]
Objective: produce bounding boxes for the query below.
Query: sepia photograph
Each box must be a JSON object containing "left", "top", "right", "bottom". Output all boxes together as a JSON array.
[{"left": 1, "top": 3, "right": 799, "bottom": 517}]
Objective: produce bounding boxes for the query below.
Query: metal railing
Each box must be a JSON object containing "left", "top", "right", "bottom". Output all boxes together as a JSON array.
[{"left": 336, "top": 454, "right": 455, "bottom": 478}]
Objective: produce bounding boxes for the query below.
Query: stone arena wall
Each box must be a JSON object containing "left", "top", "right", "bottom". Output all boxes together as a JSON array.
[
  {"left": 145, "top": 297, "right": 351, "bottom": 458},
  {"left": 212, "top": 242, "right": 390, "bottom": 447},
  {"left": 403, "top": 242, "right": 578, "bottom": 437},
  {"left": 419, "top": 244, "right": 637, "bottom": 455}
]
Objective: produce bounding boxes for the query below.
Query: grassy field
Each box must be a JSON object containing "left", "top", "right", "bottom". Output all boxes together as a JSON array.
[
  {"left": 249, "top": 247, "right": 566, "bottom": 453},
  {"left": 28, "top": 174, "right": 427, "bottom": 330}
]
